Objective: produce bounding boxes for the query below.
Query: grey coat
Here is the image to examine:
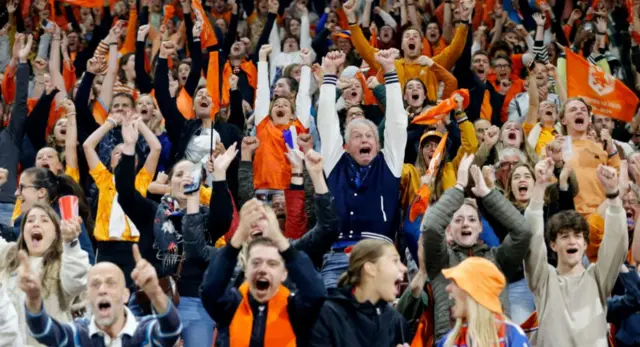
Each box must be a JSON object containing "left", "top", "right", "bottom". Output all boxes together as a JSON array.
[{"left": 421, "top": 188, "right": 532, "bottom": 341}]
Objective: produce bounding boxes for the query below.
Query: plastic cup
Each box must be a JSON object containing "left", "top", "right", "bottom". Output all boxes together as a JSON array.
[{"left": 59, "top": 195, "right": 79, "bottom": 221}]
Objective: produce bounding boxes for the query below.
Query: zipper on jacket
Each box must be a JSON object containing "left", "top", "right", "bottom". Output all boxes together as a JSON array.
[
  {"left": 376, "top": 307, "right": 381, "bottom": 315},
  {"left": 380, "top": 196, "right": 387, "bottom": 222},
  {"left": 251, "top": 305, "right": 266, "bottom": 347}
]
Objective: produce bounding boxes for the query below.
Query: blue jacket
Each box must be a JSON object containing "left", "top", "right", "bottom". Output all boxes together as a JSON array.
[
  {"left": 608, "top": 270, "right": 640, "bottom": 347},
  {"left": 14, "top": 205, "right": 95, "bottom": 264},
  {"left": 437, "top": 320, "right": 530, "bottom": 346},
  {"left": 26, "top": 301, "right": 182, "bottom": 347}
]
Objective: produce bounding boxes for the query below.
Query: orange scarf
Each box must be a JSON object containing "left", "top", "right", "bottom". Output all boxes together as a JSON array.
[
  {"left": 221, "top": 60, "right": 258, "bottom": 107},
  {"left": 229, "top": 282, "right": 296, "bottom": 347},
  {"left": 410, "top": 283, "right": 435, "bottom": 347}
]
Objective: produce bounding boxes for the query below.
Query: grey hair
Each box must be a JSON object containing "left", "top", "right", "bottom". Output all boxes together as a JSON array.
[
  {"left": 344, "top": 118, "right": 380, "bottom": 144},
  {"left": 497, "top": 147, "right": 526, "bottom": 164}
]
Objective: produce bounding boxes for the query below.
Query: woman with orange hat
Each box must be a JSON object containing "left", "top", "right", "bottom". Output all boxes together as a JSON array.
[
  {"left": 422, "top": 153, "right": 532, "bottom": 342},
  {"left": 439, "top": 257, "right": 530, "bottom": 346}
]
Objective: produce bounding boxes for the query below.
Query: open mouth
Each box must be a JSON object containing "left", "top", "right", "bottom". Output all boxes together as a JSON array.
[
  {"left": 518, "top": 183, "right": 528, "bottom": 194},
  {"left": 508, "top": 132, "right": 517, "bottom": 140},
  {"left": 394, "top": 278, "right": 402, "bottom": 296},
  {"left": 30, "top": 230, "right": 43, "bottom": 247},
  {"left": 351, "top": 91, "right": 358, "bottom": 98},
  {"left": 97, "top": 299, "right": 112, "bottom": 315},
  {"left": 359, "top": 146, "right": 371, "bottom": 156},
  {"left": 200, "top": 101, "right": 210, "bottom": 108},
  {"left": 461, "top": 230, "right": 472, "bottom": 237},
  {"left": 275, "top": 110, "right": 285, "bottom": 118},
  {"left": 140, "top": 109, "right": 149, "bottom": 116},
  {"left": 408, "top": 43, "right": 416, "bottom": 50},
  {"left": 60, "top": 128, "right": 67, "bottom": 135},
  {"left": 411, "top": 93, "right": 420, "bottom": 101},
  {"left": 545, "top": 110, "right": 553, "bottom": 116},
  {"left": 575, "top": 117, "right": 585, "bottom": 125},
  {"left": 566, "top": 247, "right": 578, "bottom": 254},
  {"left": 255, "top": 278, "right": 270, "bottom": 291},
  {"left": 476, "top": 68, "right": 485, "bottom": 75},
  {"left": 41, "top": 163, "right": 50, "bottom": 169}
]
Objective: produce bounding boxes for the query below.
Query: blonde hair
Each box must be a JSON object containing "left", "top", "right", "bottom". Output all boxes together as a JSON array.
[{"left": 443, "top": 295, "right": 505, "bottom": 347}]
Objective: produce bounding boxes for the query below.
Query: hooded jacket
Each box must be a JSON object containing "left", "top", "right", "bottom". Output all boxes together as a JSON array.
[{"left": 310, "top": 287, "right": 411, "bottom": 347}]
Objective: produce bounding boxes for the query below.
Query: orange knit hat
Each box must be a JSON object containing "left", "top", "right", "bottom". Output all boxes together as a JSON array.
[{"left": 442, "top": 257, "right": 506, "bottom": 314}]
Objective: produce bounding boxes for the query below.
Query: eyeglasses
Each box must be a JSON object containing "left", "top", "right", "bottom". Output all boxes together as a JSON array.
[{"left": 17, "top": 184, "right": 37, "bottom": 193}]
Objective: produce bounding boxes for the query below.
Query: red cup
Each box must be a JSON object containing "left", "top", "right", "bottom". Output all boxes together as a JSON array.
[{"left": 58, "top": 195, "right": 79, "bottom": 221}]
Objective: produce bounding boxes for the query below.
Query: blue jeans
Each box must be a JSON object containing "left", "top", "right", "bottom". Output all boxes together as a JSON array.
[
  {"left": 321, "top": 251, "right": 349, "bottom": 289},
  {"left": 179, "top": 296, "right": 215, "bottom": 347},
  {"left": 507, "top": 278, "right": 535, "bottom": 325},
  {"left": 0, "top": 203, "right": 14, "bottom": 226}
]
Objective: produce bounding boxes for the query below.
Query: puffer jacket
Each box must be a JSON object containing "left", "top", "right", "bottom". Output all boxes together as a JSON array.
[
  {"left": 422, "top": 188, "right": 532, "bottom": 341},
  {"left": 310, "top": 287, "right": 411, "bottom": 347}
]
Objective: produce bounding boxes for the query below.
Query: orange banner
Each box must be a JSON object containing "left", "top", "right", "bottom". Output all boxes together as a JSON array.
[
  {"left": 565, "top": 50, "right": 639, "bottom": 122},
  {"left": 412, "top": 89, "right": 470, "bottom": 125},
  {"left": 192, "top": 0, "right": 218, "bottom": 49},
  {"left": 60, "top": 0, "right": 104, "bottom": 8}
]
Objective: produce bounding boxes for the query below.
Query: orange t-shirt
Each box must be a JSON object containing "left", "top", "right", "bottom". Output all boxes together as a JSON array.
[{"left": 253, "top": 117, "right": 308, "bottom": 190}]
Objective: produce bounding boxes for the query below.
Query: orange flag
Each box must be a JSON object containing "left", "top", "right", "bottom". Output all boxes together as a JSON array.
[
  {"left": 408, "top": 132, "right": 448, "bottom": 222},
  {"left": 412, "top": 89, "right": 470, "bottom": 125},
  {"left": 206, "top": 51, "right": 221, "bottom": 118},
  {"left": 565, "top": 50, "right": 639, "bottom": 122},
  {"left": 60, "top": 0, "right": 104, "bottom": 7},
  {"left": 164, "top": 4, "right": 175, "bottom": 25},
  {"left": 192, "top": 0, "right": 218, "bottom": 49}
]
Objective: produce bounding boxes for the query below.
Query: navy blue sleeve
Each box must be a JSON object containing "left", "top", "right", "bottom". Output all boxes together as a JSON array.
[
  {"left": 607, "top": 272, "right": 640, "bottom": 325},
  {"left": 285, "top": 247, "right": 327, "bottom": 329},
  {"left": 200, "top": 244, "right": 243, "bottom": 327},
  {"left": 25, "top": 303, "right": 78, "bottom": 346},
  {"left": 78, "top": 222, "right": 95, "bottom": 265},
  {"left": 140, "top": 302, "right": 182, "bottom": 347}
]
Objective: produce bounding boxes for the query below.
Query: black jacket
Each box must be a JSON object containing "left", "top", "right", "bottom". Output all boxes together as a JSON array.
[
  {"left": 154, "top": 56, "right": 243, "bottom": 202},
  {"left": 201, "top": 244, "right": 326, "bottom": 347},
  {"left": 310, "top": 287, "right": 411, "bottom": 347}
]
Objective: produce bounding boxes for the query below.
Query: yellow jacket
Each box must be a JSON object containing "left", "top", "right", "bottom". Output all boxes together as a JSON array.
[
  {"left": 399, "top": 119, "right": 478, "bottom": 209},
  {"left": 349, "top": 24, "right": 468, "bottom": 102}
]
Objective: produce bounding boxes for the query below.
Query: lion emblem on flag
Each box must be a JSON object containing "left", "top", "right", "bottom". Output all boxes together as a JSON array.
[{"left": 588, "top": 64, "right": 615, "bottom": 96}]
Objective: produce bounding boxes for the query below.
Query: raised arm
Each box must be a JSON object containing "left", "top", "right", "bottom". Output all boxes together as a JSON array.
[
  {"left": 593, "top": 165, "right": 630, "bottom": 299},
  {"left": 524, "top": 63, "right": 540, "bottom": 126},
  {"left": 255, "top": 44, "right": 273, "bottom": 126},
  {"left": 7, "top": 35, "right": 31, "bottom": 148},
  {"left": 154, "top": 41, "right": 186, "bottom": 146},
  {"left": 317, "top": 51, "right": 346, "bottom": 175},
  {"left": 82, "top": 117, "right": 119, "bottom": 170},
  {"left": 523, "top": 159, "right": 553, "bottom": 294},
  {"left": 378, "top": 50, "right": 408, "bottom": 178},
  {"left": 48, "top": 26, "right": 68, "bottom": 103},
  {"left": 97, "top": 24, "right": 123, "bottom": 119},
  {"left": 61, "top": 100, "right": 79, "bottom": 172},
  {"left": 135, "top": 25, "right": 153, "bottom": 94},
  {"left": 184, "top": 16, "right": 203, "bottom": 97},
  {"left": 296, "top": 49, "right": 313, "bottom": 129},
  {"left": 291, "top": 151, "right": 339, "bottom": 264}
]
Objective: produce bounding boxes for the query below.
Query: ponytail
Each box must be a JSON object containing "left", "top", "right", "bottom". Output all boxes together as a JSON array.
[{"left": 337, "top": 239, "right": 392, "bottom": 288}]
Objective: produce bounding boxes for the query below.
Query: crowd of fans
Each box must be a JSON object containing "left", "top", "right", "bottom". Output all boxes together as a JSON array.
[{"left": 1, "top": 0, "right": 640, "bottom": 345}]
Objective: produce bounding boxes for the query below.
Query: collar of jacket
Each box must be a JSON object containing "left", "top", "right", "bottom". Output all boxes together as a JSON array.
[{"left": 449, "top": 241, "right": 490, "bottom": 255}]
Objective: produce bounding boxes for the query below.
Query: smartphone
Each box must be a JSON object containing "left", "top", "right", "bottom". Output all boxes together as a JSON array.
[
  {"left": 41, "top": 19, "right": 53, "bottom": 31},
  {"left": 184, "top": 169, "right": 202, "bottom": 195}
]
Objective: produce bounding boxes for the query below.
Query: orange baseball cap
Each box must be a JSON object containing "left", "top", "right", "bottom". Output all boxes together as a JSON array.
[{"left": 442, "top": 257, "right": 506, "bottom": 314}]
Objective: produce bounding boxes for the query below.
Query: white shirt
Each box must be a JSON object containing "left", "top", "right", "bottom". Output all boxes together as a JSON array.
[{"left": 88, "top": 306, "right": 138, "bottom": 347}]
